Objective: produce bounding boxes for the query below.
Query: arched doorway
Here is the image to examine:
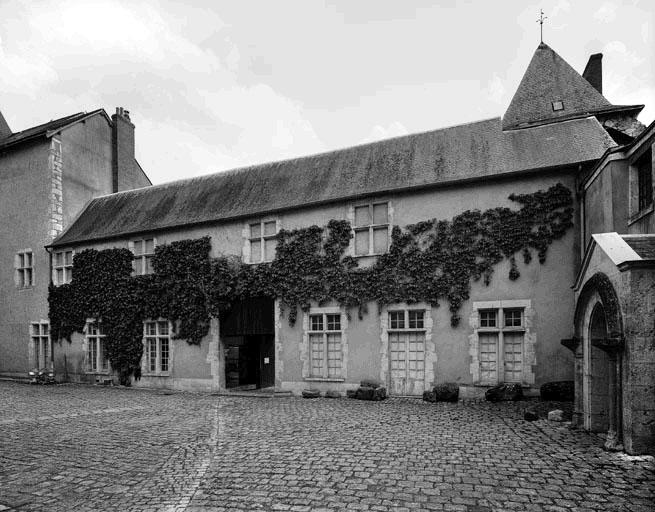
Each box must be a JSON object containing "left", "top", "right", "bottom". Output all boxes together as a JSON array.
[
  {"left": 573, "top": 272, "right": 625, "bottom": 451},
  {"left": 585, "top": 303, "right": 610, "bottom": 432}
]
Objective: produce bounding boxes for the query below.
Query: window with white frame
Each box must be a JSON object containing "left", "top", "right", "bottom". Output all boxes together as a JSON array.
[
  {"left": 53, "top": 250, "right": 73, "bottom": 285},
  {"left": 307, "top": 312, "right": 343, "bottom": 379},
  {"left": 477, "top": 308, "right": 525, "bottom": 384},
  {"left": 15, "top": 251, "right": 34, "bottom": 288},
  {"left": 353, "top": 202, "right": 389, "bottom": 256},
  {"left": 143, "top": 320, "right": 170, "bottom": 374},
  {"left": 248, "top": 220, "right": 278, "bottom": 263},
  {"left": 85, "top": 321, "right": 109, "bottom": 373},
  {"left": 388, "top": 309, "right": 426, "bottom": 385},
  {"left": 131, "top": 238, "right": 156, "bottom": 275},
  {"left": 31, "top": 322, "right": 51, "bottom": 369}
]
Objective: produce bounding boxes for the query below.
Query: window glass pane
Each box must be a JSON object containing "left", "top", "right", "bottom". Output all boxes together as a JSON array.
[
  {"left": 326, "top": 314, "right": 341, "bottom": 331},
  {"left": 250, "top": 240, "right": 261, "bottom": 263},
  {"left": 373, "top": 203, "right": 388, "bottom": 224},
  {"left": 373, "top": 227, "right": 388, "bottom": 253},
  {"left": 161, "top": 338, "right": 169, "bottom": 372},
  {"left": 18, "top": 253, "right": 25, "bottom": 268},
  {"left": 133, "top": 240, "right": 142, "bottom": 255},
  {"left": 480, "top": 310, "right": 497, "bottom": 328},
  {"left": 145, "top": 239, "right": 154, "bottom": 253},
  {"left": 310, "top": 314, "right": 323, "bottom": 331},
  {"left": 408, "top": 310, "right": 424, "bottom": 329},
  {"left": 55, "top": 252, "right": 63, "bottom": 266},
  {"left": 504, "top": 309, "right": 522, "bottom": 327},
  {"left": 158, "top": 321, "right": 169, "bottom": 335},
  {"left": 389, "top": 311, "right": 404, "bottom": 329},
  {"left": 56, "top": 269, "right": 64, "bottom": 284},
  {"left": 100, "top": 340, "right": 108, "bottom": 370},
  {"left": 354, "top": 205, "right": 370, "bottom": 227},
  {"left": 355, "top": 230, "right": 369, "bottom": 256},
  {"left": 25, "top": 269, "right": 33, "bottom": 286},
  {"left": 26, "top": 252, "right": 32, "bottom": 266},
  {"left": 327, "top": 333, "right": 342, "bottom": 378},
  {"left": 149, "top": 338, "right": 157, "bottom": 372},
  {"left": 250, "top": 223, "right": 261, "bottom": 239},
  {"left": 65, "top": 251, "right": 73, "bottom": 265},
  {"left": 145, "top": 255, "right": 154, "bottom": 274},
  {"left": 309, "top": 334, "right": 324, "bottom": 377},
  {"left": 264, "top": 239, "right": 277, "bottom": 262},
  {"left": 65, "top": 268, "right": 72, "bottom": 283},
  {"left": 146, "top": 322, "right": 157, "bottom": 336},
  {"left": 32, "top": 324, "right": 39, "bottom": 336},
  {"left": 263, "top": 221, "right": 276, "bottom": 236},
  {"left": 42, "top": 324, "right": 49, "bottom": 336}
]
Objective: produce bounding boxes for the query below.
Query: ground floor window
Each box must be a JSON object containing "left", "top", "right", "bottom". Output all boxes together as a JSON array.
[
  {"left": 308, "top": 312, "right": 343, "bottom": 378},
  {"left": 31, "top": 322, "right": 51, "bottom": 369},
  {"left": 388, "top": 309, "right": 426, "bottom": 389},
  {"left": 477, "top": 308, "right": 525, "bottom": 384},
  {"left": 143, "top": 320, "right": 170, "bottom": 374},
  {"left": 85, "top": 321, "right": 108, "bottom": 373}
]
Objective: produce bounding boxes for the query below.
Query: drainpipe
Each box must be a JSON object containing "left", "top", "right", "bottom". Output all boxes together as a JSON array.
[{"left": 45, "top": 246, "right": 54, "bottom": 370}]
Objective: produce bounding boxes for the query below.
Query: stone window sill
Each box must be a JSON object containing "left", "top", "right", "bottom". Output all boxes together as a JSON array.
[
  {"left": 142, "top": 372, "right": 170, "bottom": 378},
  {"left": 629, "top": 203, "right": 653, "bottom": 225},
  {"left": 304, "top": 377, "right": 345, "bottom": 383}
]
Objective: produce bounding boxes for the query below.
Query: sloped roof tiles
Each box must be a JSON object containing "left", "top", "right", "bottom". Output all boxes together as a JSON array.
[
  {"left": 502, "top": 43, "right": 641, "bottom": 130},
  {"left": 51, "top": 116, "right": 616, "bottom": 247}
]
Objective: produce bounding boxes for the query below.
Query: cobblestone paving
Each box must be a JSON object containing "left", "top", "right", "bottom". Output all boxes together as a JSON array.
[{"left": 0, "top": 381, "right": 653, "bottom": 512}]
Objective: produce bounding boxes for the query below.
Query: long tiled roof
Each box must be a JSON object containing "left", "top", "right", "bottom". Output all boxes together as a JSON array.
[
  {"left": 502, "top": 43, "right": 642, "bottom": 130},
  {"left": 51, "top": 116, "right": 616, "bottom": 247},
  {"left": 0, "top": 110, "right": 105, "bottom": 150}
]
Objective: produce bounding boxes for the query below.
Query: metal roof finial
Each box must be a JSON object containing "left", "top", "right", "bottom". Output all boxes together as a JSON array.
[{"left": 537, "top": 9, "right": 548, "bottom": 44}]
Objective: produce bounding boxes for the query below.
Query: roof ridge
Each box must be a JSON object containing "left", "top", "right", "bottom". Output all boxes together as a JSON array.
[{"left": 7, "top": 111, "right": 87, "bottom": 138}]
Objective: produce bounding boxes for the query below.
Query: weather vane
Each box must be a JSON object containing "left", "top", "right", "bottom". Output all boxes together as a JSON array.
[{"left": 537, "top": 9, "right": 548, "bottom": 44}]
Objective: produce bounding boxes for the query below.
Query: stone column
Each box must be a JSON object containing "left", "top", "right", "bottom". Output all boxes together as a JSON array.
[{"left": 561, "top": 337, "right": 582, "bottom": 428}]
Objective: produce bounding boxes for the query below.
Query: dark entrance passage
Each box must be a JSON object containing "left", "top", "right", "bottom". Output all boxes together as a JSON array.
[{"left": 221, "top": 298, "right": 275, "bottom": 390}]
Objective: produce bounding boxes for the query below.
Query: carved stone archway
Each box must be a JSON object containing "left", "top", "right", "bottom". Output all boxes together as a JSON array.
[{"left": 567, "top": 272, "right": 625, "bottom": 451}]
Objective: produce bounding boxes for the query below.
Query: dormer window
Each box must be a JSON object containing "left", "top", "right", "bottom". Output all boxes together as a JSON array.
[{"left": 551, "top": 100, "right": 564, "bottom": 112}]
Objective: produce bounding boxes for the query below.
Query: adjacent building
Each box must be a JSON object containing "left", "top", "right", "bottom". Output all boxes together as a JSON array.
[{"left": 0, "top": 107, "right": 151, "bottom": 378}]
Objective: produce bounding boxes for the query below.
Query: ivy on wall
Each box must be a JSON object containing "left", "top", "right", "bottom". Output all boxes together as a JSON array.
[{"left": 49, "top": 183, "right": 573, "bottom": 381}]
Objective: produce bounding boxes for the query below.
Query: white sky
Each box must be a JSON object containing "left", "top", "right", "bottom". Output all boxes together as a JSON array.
[{"left": 0, "top": 0, "right": 653, "bottom": 185}]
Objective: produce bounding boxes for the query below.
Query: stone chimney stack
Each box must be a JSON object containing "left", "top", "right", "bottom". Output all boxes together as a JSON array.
[
  {"left": 0, "top": 109, "right": 12, "bottom": 140},
  {"left": 582, "top": 53, "right": 603, "bottom": 94},
  {"left": 111, "top": 107, "right": 135, "bottom": 193}
]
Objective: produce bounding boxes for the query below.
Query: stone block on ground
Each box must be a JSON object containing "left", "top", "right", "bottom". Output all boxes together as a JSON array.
[
  {"left": 302, "top": 389, "right": 321, "bottom": 399},
  {"left": 485, "top": 383, "right": 523, "bottom": 402},
  {"left": 548, "top": 409, "right": 564, "bottom": 422},
  {"left": 360, "top": 380, "right": 381, "bottom": 389},
  {"left": 325, "top": 390, "right": 341, "bottom": 399},
  {"left": 352, "top": 385, "right": 387, "bottom": 401},
  {"left": 524, "top": 409, "right": 539, "bottom": 421},
  {"left": 432, "top": 382, "right": 459, "bottom": 402},
  {"left": 423, "top": 390, "right": 436, "bottom": 403},
  {"left": 346, "top": 389, "right": 357, "bottom": 398},
  {"left": 540, "top": 381, "right": 574, "bottom": 401}
]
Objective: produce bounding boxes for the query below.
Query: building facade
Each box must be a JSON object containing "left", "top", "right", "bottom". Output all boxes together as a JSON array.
[{"left": 0, "top": 107, "right": 151, "bottom": 378}]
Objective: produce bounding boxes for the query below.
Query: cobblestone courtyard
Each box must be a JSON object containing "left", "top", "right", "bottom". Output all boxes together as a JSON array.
[{"left": 0, "top": 382, "right": 653, "bottom": 512}]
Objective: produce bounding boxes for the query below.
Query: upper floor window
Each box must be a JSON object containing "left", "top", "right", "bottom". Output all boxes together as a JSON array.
[
  {"left": 15, "top": 250, "right": 34, "bottom": 288},
  {"left": 53, "top": 250, "right": 73, "bottom": 285},
  {"left": 249, "top": 221, "right": 277, "bottom": 263},
  {"left": 85, "top": 320, "right": 109, "bottom": 373},
  {"left": 353, "top": 201, "right": 389, "bottom": 256},
  {"left": 143, "top": 320, "right": 170, "bottom": 374},
  {"left": 131, "top": 238, "right": 156, "bottom": 275},
  {"left": 31, "top": 322, "right": 51, "bottom": 369},
  {"left": 637, "top": 148, "right": 653, "bottom": 212}
]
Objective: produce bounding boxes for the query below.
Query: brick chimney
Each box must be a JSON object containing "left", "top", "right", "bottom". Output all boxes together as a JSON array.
[
  {"left": 111, "top": 107, "right": 135, "bottom": 193},
  {"left": 0, "top": 109, "right": 12, "bottom": 140},
  {"left": 582, "top": 53, "right": 603, "bottom": 94}
]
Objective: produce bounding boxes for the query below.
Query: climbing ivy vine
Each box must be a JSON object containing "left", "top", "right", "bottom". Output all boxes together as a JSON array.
[{"left": 49, "top": 183, "right": 573, "bottom": 381}]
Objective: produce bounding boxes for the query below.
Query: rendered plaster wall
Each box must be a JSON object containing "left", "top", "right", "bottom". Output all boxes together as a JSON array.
[
  {"left": 0, "top": 140, "right": 51, "bottom": 376},
  {"left": 53, "top": 169, "right": 579, "bottom": 393}
]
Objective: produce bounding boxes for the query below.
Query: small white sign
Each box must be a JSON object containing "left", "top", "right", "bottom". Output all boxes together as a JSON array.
[{"left": 264, "top": 357, "right": 270, "bottom": 364}]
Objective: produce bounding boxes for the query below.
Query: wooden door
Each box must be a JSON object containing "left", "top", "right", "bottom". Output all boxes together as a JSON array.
[{"left": 389, "top": 332, "right": 425, "bottom": 395}]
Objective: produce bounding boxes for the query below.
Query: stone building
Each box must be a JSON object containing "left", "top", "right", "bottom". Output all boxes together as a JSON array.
[
  {"left": 0, "top": 107, "right": 151, "bottom": 378},
  {"left": 565, "top": 119, "right": 655, "bottom": 454}
]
